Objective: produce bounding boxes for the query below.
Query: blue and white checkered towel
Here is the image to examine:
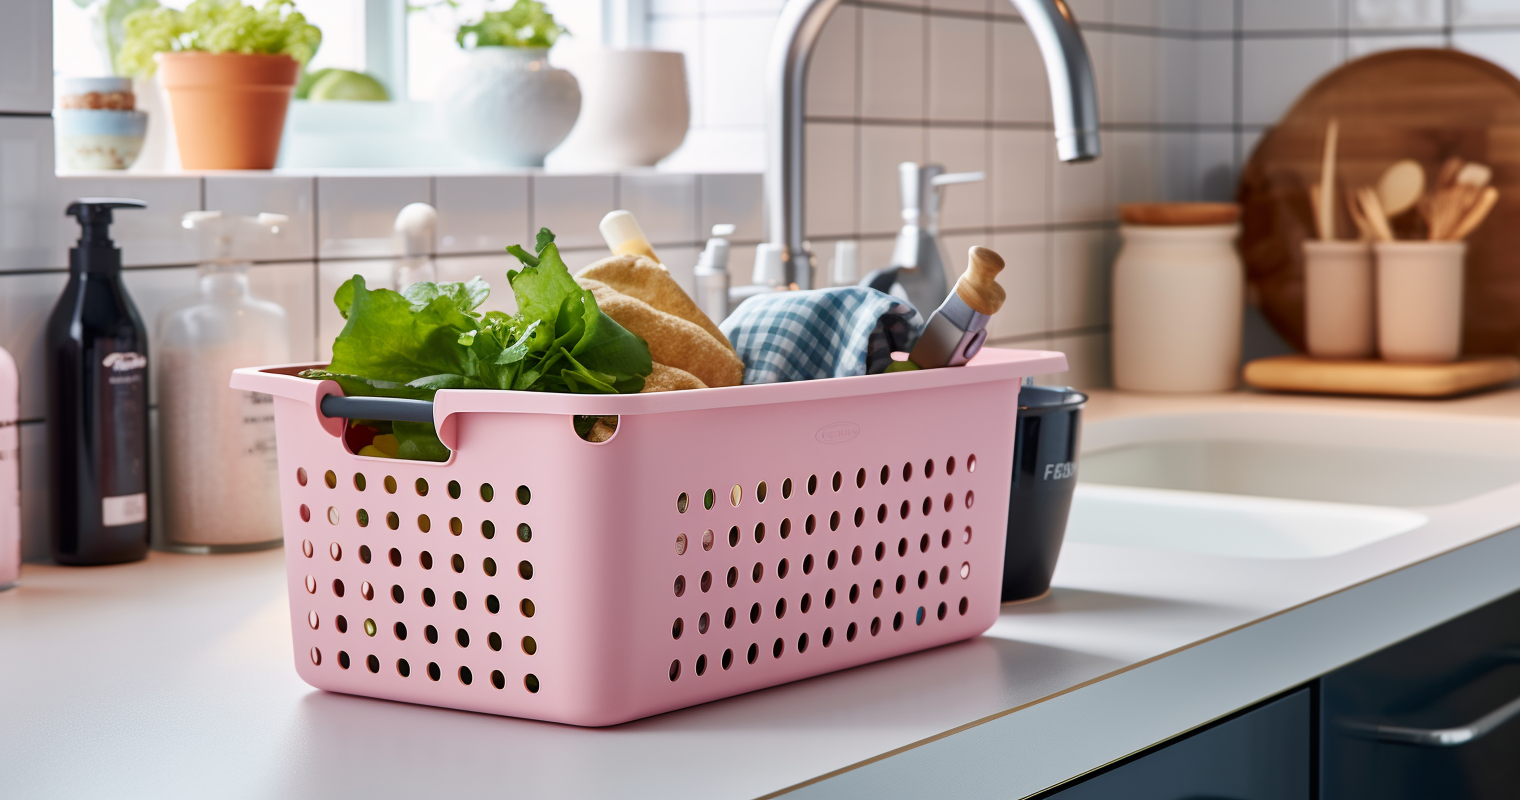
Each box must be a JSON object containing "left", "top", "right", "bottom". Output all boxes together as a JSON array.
[{"left": 720, "top": 287, "right": 923, "bottom": 384}]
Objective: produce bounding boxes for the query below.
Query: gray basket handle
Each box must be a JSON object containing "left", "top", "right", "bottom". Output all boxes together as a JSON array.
[{"left": 320, "top": 395, "right": 436, "bottom": 424}]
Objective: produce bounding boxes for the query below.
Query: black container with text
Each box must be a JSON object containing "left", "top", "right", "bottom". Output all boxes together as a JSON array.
[
  {"left": 1001, "top": 384, "right": 1086, "bottom": 602},
  {"left": 46, "top": 198, "right": 150, "bottom": 565}
]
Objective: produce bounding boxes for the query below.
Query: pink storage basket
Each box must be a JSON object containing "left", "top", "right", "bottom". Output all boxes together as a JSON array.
[{"left": 232, "top": 347, "right": 1066, "bottom": 726}]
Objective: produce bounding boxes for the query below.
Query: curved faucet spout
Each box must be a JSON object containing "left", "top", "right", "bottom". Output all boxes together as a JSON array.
[{"left": 766, "top": 0, "right": 1101, "bottom": 288}]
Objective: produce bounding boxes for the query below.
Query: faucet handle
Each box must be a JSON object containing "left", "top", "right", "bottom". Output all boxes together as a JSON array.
[{"left": 932, "top": 171, "right": 986, "bottom": 187}]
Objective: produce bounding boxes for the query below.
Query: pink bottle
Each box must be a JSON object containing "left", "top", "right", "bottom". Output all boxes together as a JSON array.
[{"left": 0, "top": 346, "right": 18, "bottom": 589}]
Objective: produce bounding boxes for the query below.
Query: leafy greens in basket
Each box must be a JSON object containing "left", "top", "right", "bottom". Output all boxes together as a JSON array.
[{"left": 301, "top": 228, "right": 652, "bottom": 460}]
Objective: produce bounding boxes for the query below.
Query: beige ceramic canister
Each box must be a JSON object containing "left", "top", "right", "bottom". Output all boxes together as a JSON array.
[
  {"left": 1303, "top": 240, "right": 1376, "bottom": 358},
  {"left": 1112, "top": 203, "right": 1244, "bottom": 392},
  {"left": 1375, "top": 240, "right": 1467, "bottom": 363},
  {"left": 0, "top": 345, "right": 19, "bottom": 588}
]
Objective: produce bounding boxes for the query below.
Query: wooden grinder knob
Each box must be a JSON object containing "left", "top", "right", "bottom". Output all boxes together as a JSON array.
[{"left": 955, "top": 246, "right": 1006, "bottom": 315}]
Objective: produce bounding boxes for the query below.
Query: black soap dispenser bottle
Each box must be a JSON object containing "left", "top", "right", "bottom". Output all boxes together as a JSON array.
[{"left": 46, "top": 198, "right": 151, "bottom": 565}]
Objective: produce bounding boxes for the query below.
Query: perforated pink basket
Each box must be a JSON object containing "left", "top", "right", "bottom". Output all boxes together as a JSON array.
[{"left": 232, "top": 347, "right": 1066, "bottom": 726}]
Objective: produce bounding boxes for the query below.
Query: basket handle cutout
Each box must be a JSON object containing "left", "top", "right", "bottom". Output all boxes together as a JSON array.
[{"left": 320, "top": 395, "right": 455, "bottom": 460}]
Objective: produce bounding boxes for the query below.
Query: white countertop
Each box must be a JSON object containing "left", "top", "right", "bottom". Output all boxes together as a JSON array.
[{"left": 8, "top": 387, "right": 1520, "bottom": 799}]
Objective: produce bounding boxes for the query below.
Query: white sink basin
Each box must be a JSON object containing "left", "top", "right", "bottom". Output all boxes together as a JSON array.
[
  {"left": 1066, "top": 484, "right": 1428, "bottom": 559},
  {"left": 1066, "top": 409, "right": 1520, "bottom": 559}
]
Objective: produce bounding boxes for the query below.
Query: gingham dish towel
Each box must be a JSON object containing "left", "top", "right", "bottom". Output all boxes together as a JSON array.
[{"left": 720, "top": 287, "right": 923, "bottom": 384}]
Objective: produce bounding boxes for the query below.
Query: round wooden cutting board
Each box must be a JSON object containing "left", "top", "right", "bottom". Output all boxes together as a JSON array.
[{"left": 1238, "top": 49, "right": 1520, "bottom": 356}]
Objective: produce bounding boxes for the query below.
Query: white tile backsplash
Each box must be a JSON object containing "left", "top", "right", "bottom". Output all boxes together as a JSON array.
[
  {"left": 1051, "top": 155, "right": 1113, "bottom": 225},
  {"left": 0, "top": 0, "right": 52, "bottom": 113},
  {"left": 699, "top": 173, "right": 766, "bottom": 243},
  {"left": 928, "top": 15, "right": 991, "bottom": 123},
  {"left": 1346, "top": 33, "right": 1446, "bottom": 59},
  {"left": 1349, "top": 0, "right": 1444, "bottom": 29},
  {"left": 806, "top": 4, "right": 859, "bottom": 118},
  {"left": 1452, "top": 0, "right": 1520, "bottom": 26},
  {"left": 702, "top": 14, "right": 776, "bottom": 130},
  {"left": 316, "top": 176, "right": 431, "bottom": 258},
  {"left": 1111, "top": 33, "right": 1160, "bottom": 124},
  {"left": 531, "top": 174, "right": 617, "bottom": 250},
  {"left": 1453, "top": 30, "right": 1520, "bottom": 82},
  {"left": 1052, "top": 229, "right": 1114, "bottom": 330},
  {"left": 0, "top": 116, "right": 60, "bottom": 271},
  {"left": 992, "top": 19, "right": 1053, "bottom": 123},
  {"left": 860, "top": 6, "right": 927, "bottom": 120},
  {"left": 988, "top": 230, "right": 1050, "bottom": 339},
  {"left": 927, "top": 126, "right": 991, "bottom": 230},
  {"left": 619, "top": 173, "right": 699, "bottom": 246},
  {"left": 859, "top": 124, "right": 927, "bottom": 236},
  {"left": 55, "top": 175, "right": 202, "bottom": 267},
  {"left": 804, "top": 122, "right": 857, "bottom": 238},
  {"left": 1243, "top": 0, "right": 1343, "bottom": 30},
  {"left": 1241, "top": 37, "right": 1343, "bottom": 125},
  {"left": 991, "top": 129, "right": 1050, "bottom": 227},
  {"left": 203, "top": 175, "right": 316, "bottom": 262},
  {"left": 434, "top": 175, "right": 530, "bottom": 255},
  {"left": 1039, "top": 330, "right": 1111, "bottom": 387},
  {"left": 0, "top": 269, "right": 69, "bottom": 420}
]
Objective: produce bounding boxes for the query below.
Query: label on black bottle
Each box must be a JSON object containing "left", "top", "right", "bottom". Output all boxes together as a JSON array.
[{"left": 98, "top": 349, "right": 148, "bottom": 527}]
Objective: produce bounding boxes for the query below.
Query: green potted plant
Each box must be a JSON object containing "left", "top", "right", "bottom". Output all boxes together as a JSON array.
[
  {"left": 117, "top": 0, "right": 321, "bottom": 169},
  {"left": 438, "top": 0, "right": 581, "bottom": 167}
]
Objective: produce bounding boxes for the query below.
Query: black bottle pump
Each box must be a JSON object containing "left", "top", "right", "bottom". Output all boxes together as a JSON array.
[{"left": 46, "top": 198, "right": 152, "bottom": 565}]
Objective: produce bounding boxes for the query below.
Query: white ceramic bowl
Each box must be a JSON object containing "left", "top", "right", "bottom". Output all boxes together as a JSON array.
[{"left": 55, "top": 108, "right": 149, "bottom": 170}]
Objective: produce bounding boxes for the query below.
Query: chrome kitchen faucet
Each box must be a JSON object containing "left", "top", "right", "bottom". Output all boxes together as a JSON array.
[{"left": 766, "top": 0, "right": 1102, "bottom": 289}]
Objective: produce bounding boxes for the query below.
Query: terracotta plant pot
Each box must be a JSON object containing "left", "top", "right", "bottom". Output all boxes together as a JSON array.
[{"left": 156, "top": 52, "right": 299, "bottom": 169}]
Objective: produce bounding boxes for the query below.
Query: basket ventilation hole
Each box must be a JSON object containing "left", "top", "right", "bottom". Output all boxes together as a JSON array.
[
  {"left": 356, "top": 509, "right": 369, "bottom": 527},
  {"left": 904, "top": 462, "right": 914, "bottom": 481},
  {"left": 968, "top": 454, "right": 977, "bottom": 473},
  {"left": 849, "top": 584, "right": 859, "bottom": 604},
  {"left": 451, "top": 554, "right": 465, "bottom": 573},
  {"left": 338, "top": 651, "right": 350, "bottom": 669},
  {"left": 805, "top": 515, "right": 816, "bottom": 535},
  {"left": 425, "top": 625, "right": 439, "bottom": 644},
  {"left": 807, "top": 475, "right": 817, "bottom": 495},
  {"left": 388, "top": 547, "right": 400, "bottom": 566},
  {"left": 920, "top": 534, "right": 931, "bottom": 553},
  {"left": 745, "top": 602, "right": 758, "bottom": 624},
  {"left": 942, "top": 493, "right": 952, "bottom": 512},
  {"left": 800, "top": 593, "right": 812, "bottom": 613},
  {"left": 853, "top": 507, "right": 864, "bottom": 527},
  {"left": 726, "top": 567, "right": 738, "bottom": 588},
  {"left": 880, "top": 465, "right": 890, "bottom": 485},
  {"left": 964, "top": 526, "right": 973, "bottom": 544},
  {"left": 696, "top": 655, "right": 708, "bottom": 676},
  {"left": 384, "top": 475, "right": 397, "bottom": 494},
  {"left": 482, "top": 557, "right": 496, "bottom": 577},
  {"left": 415, "top": 478, "right": 428, "bottom": 497},
  {"left": 918, "top": 571, "right": 928, "bottom": 589},
  {"left": 486, "top": 594, "right": 500, "bottom": 613},
  {"left": 367, "top": 655, "right": 380, "bottom": 673},
  {"left": 777, "top": 558, "right": 789, "bottom": 579},
  {"left": 700, "top": 571, "right": 712, "bottom": 592},
  {"left": 873, "top": 580, "right": 883, "bottom": 599},
  {"left": 525, "top": 674, "right": 540, "bottom": 693},
  {"left": 698, "top": 612, "right": 710, "bottom": 634},
  {"left": 386, "top": 512, "right": 399, "bottom": 530},
  {"left": 916, "top": 606, "right": 926, "bottom": 625},
  {"left": 827, "top": 550, "right": 838, "bottom": 570},
  {"left": 773, "top": 638, "right": 784, "bottom": 658},
  {"left": 394, "top": 622, "right": 408, "bottom": 640},
  {"left": 940, "top": 566, "right": 949, "bottom": 584},
  {"left": 296, "top": 467, "right": 308, "bottom": 486},
  {"left": 898, "top": 537, "right": 908, "bottom": 557},
  {"left": 851, "top": 546, "right": 862, "bottom": 566},
  {"left": 782, "top": 478, "right": 793, "bottom": 499},
  {"left": 420, "top": 551, "right": 434, "bottom": 570},
  {"left": 491, "top": 670, "right": 505, "bottom": 689},
  {"left": 892, "top": 612, "right": 903, "bottom": 631},
  {"left": 675, "top": 533, "right": 688, "bottom": 555},
  {"left": 825, "top": 588, "right": 836, "bottom": 608},
  {"left": 899, "top": 501, "right": 910, "bottom": 520},
  {"left": 447, "top": 480, "right": 461, "bottom": 499},
  {"left": 703, "top": 488, "right": 715, "bottom": 510},
  {"left": 730, "top": 484, "right": 742, "bottom": 507},
  {"left": 310, "top": 647, "right": 321, "bottom": 665},
  {"left": 324, "top": 470, "right": 337, "bottom": 489},
  {"left": 832, "top": 471, "right": 842, "bottom": 492},
  {"left": 456, "top": 628, "right": 470, "bottom": 647},
  {"left": 875, "top": 542, "right": 885, "bottom": 561},
  {"left": 453, "top": 591, "right": 467, "bottom": 610},
  {"left": 871, "top": 617, "right": 882, "bottom": 636},
  {"left": 521, "top": 598, "right": 536, "bottom": 617},
  {"left": 299, "top": 504, "right": 310, "bottom": 523},
  {"left": 459, "top": 666, "right": 472, "bottom": 685},
  {"left": 424, "top": 588, "right": 436, "bottom": 606},
  {"left": 947, "top": 456, "right": 957, "bottom": 475},
  {"left": 331, "top": 578, "right": 344, "bottom": 597},
  {"left": 965, "top": 491, "right": 975, "bottom": 509},
  {"left": 960, "top": 597, "right": 969, "bottom": 615},
  {"left": 960, "top": 562, "right": 971, "bottom": 579},
  {"left": 923, "top": 497, "right": 932, "bottom": 516},
  {"left": 895, "top": 574, "right": 906, "bottom": 594},
  {"left": 802, "top": 554, "right": 814, "bottom": 574},
  {"left": 427, "top": 662, "right": 441, "bottom": 681},
  {"left": 353, "top": 473, "right": 366, "bottom": 493},
  {"left": 364, "top": 618, "right": 377, "bottom": 637},
  {"left": 677, "top": 492, "right": 689, "bottom": 513},
  {"left": 722, "top": 649, "right": 734, "bottom": 670},
  {"left": 488, "top": 632, "right": 502, "bottom": 650},
  {"left": 307, "top": 611, "right": 319, "bottom": 630},
  {"left": 856, "top": 468, "right": 866, "bottom": 488},
  {"left": 877, "top": 505, "right": 887, "bottom": 524},
  {"left": 514, "top": 522, "right": 528, "bottom": 542},
  {"left": 336, "top": 616, "right": 348, "bottom": 633},
  {"left": 756, "top": 481, "right": 768, "bottom": 503},
  {"left": 325, "top": 506, "right": 339, "bottom": 526},
  {"left": 480, "top": 483, "right": 494, "bottom": 502},
  {"left": 847, "top": 623, "right": 858, "bottom": 642},
  {"left": 775, "top": 598, "right": 786, "bottom": 619},
  {"left": 669, "top": 660, "right": 681, "bottom": 681},
  {"left": 391, "top": 584, "right": 404, "bottom": 603},
  {"left": 672, "top": 618, "right": 684, "bottom": 640},
  {"left": 747, "top": 644, "right": 759, "bottom": 664},
  {"left": 728, "top": 526, "right": 740, "bottom": 548},
  {"left": 418, "top": 514, "right": 432, "bottom": 533},
  {"left": 518, "top": 560, "right": 534, "bottom": 580},
  {"left": 521, "top": 635, "right": 536, "bottom": 655},
  {"left": 925, "top": 459, "right": 936, "bottom": 478},
  {"left": 938, "top": 602, "right": 948, "bottom": 620},
  {"left": 450, "top": 517, "right": 463, "bottom": 536},
  {"left": 752, "top": 562, "right": 763, "bottom": 583},
  {"left": 780, "top": 518, "right": 792, "bottom": 539},
  {"left": 701, "top": 529, "right": 714, "bottom": 551},
  {"left": 823, "top": 627, "right": 834, "bottom": 647},
  {"left": 724, "top": 607, "right": 736, "bottom": 629},
  {"left": 360, "top": 581, "right": 374, "bottom": 601},
  {"left": 829, "top": 511, "right": 840, "bottom": 531},
  {"left": 517, "top": 486, "right": 532, "bottom": 505}
]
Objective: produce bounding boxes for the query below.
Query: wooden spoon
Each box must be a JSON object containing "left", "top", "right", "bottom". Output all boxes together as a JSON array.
[{"left": 1377, "top": 159, "right": 1425, "bottom": 217}]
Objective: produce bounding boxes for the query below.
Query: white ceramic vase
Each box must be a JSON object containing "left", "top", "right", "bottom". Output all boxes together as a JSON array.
[
  {"left": 1111, "top": 223, "right": 1244, "bottom": 392},
  {"left": 554, "top": 49, "right": 690, "bottom": 169},
  {"left": 439, "top": 47, "right": 581, "bottom": 167}
]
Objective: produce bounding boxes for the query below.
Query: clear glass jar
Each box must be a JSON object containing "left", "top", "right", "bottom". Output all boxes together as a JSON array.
[{"left": 156, "top": 213, "right": 290, "bottom": 552}]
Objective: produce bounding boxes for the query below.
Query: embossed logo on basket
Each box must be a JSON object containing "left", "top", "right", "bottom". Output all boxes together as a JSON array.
[{"left": 815, "top": 422, "right": 860, "bottom": 444}]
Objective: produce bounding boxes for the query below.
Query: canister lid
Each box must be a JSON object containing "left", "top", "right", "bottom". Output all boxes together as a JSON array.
[
  {"left": 1119, "top": 202, "right": 1241, "bottom": 226},
  {"left": 1018, "top": 384, "right": 1087, "bottom": 411}
]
